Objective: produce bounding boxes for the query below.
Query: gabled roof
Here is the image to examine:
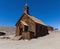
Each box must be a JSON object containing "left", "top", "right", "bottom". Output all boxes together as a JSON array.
[
  {"left": 16, "top": 4, "right": 46, "bottom": 26},
  {"left": 16, "top": 13, "right": 46, "bottom": 26},
  {"left": 26, "top": 13, "right": 46, "bottom": 26}
]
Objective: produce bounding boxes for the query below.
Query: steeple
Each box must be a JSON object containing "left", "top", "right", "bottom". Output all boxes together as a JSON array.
[{"left": 24, "top": 4, "right": 29, "bottom": 14}]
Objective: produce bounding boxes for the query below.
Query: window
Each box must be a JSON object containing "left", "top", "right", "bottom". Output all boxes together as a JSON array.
[
  {"left": 24, "top": 26, "right": 28, "bottom": 32},
  {"left": 30, "top": 24, "right": 32, "bottom": 31}
]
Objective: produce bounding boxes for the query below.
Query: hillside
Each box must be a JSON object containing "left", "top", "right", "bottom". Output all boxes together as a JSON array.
[{"left": 0, "top": 26, "right": 16, "bottom": 35}]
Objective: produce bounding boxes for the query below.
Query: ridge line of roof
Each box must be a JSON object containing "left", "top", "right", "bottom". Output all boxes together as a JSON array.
[{"left": 25, "top": 13, "right": 46, "bottom": 26}]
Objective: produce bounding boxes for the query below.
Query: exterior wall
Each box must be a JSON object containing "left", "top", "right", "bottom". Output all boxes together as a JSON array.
[
  {"left": 16, "top": 25, "right": 20, "bottom": 36},
  {"left": 16, "top": 14, "right": 36, "bottom": 39},
  {"left": 21, "top": 14, "right": 36, "bottom": 39},
  {"left": 22, "top": 31, "right": 34, "bottom": 40},
  {"left": 30, "top": 31, "right": 34, "bottom": 39},
  {"left": 22, "top": 32, "right": 30, "bottom": 40},
  {"left": 16, "top": 22, "right": 24, "bottom": 36},
  {"left": 16, "top": 13, "right": 48, "bottom": 39},
  {"left": 20, "top": 14, "right": 36, "bottom": 33},
  {"left": 28, "top": 17, "right": 36, "bottom": 33},
  {"left": 36, "top": 23, "right": 48, "bottom": 37}
]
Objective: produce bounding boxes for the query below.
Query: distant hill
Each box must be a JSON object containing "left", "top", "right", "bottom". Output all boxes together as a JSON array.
[{"left": 0, "top": 26, "right": 16, "bottom": 35}]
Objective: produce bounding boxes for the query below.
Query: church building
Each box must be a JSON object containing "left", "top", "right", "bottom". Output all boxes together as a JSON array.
[{"left": 15, "top": 4, "right": 49, "bottom": 40}]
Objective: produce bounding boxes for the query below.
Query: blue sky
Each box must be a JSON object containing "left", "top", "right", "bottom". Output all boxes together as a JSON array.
[{"left": 0, "top": 0, "right": 60, "bottom": 29}]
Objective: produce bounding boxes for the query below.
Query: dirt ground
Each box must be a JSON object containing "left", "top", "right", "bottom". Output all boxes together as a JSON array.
[{"left": 0, "top": 31, "right": 60, "bottom": 49}]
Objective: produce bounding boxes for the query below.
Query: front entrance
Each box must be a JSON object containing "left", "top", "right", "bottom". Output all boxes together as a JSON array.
[
  {"left": 19, "top": 26, "right": 28, "bottom": 35},
  {"left": 19, "top": 25, "right": 29, "bottom": 39}
]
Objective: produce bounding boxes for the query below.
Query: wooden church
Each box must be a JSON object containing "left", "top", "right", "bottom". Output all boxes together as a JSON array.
[{"left": 15, "top": 4, "right": 49, "bottom": 40}]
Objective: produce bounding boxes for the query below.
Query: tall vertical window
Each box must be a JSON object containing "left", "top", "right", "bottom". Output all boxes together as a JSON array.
[{"left": 30, "top": 24, "right": 32, "bottom": 31}]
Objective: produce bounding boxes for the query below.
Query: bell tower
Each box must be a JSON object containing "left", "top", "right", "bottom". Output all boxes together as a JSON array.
[{"left": 24, "top": 4, "right": 29, "bottom": 14}]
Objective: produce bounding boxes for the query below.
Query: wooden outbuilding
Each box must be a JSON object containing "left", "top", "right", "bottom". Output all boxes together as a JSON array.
[
  {"left": 15, "top": 4, "right": 49, "bottom": 40},
  {"left": 47, "top": 26, "right": 54, "bottom": 31}
]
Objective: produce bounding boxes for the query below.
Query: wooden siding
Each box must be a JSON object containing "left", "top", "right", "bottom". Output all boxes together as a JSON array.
[
  {"left": 36, "top": 23, "right": 48, "bottom": 37},
  {"left": 19, "top": 14, "right": 36, "bottom": 33},
  {"left": 16, "top": 13, "right": 48, "bottom": 40},
  {"left": 16, "top": 14, "right": 36, "bottom": 38}
]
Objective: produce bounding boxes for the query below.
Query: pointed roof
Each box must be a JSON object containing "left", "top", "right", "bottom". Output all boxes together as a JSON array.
[
  {"left": 16, "top": 13, "right": 46, "bottom": 26},
  {"left": 16, "top": 4, "right": 46, "bottom": 26},
  {"left": 26, "top": 13, "right": 46, "bottom": 26}
]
